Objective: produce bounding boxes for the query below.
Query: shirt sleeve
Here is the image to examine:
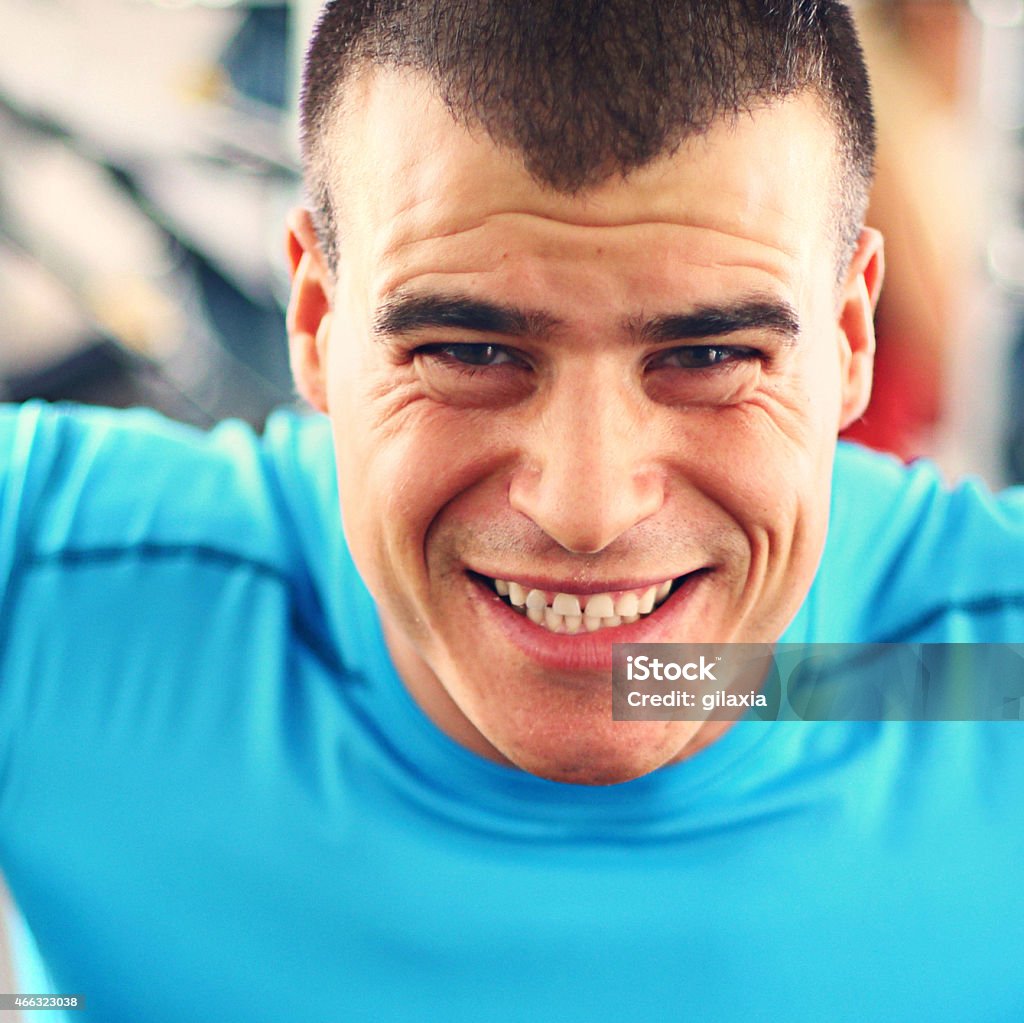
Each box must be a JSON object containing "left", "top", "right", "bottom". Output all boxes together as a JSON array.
[
  {"left": 0, "top": 402, "right": 55, "bottom": 617},
  {"left": 0, "top": 402, "right": 310, "bottom": 782},
  {"left": 814, "top": 443, "right": 1024, "bottom": 642}
]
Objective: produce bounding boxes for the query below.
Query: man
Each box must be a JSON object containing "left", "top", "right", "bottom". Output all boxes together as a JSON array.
[{"left": 0, "top": 1, "right": 1021, "bottom": 1020}]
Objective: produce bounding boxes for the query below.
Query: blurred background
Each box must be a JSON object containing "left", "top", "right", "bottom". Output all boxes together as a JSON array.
[
  {"left": 0, "top": 0, "right": 1023, "bottom": 485},
  {"left": 0, "top": 0, "right": 322, "bottom": 429}
]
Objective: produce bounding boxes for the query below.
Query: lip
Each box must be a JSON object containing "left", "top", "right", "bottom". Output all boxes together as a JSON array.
[{"left": 468, "top": 569, "right": 711, "bottom": 673}]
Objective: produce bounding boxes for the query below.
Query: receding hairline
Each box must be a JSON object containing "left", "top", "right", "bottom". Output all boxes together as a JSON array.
[
  {"left": 299, "top": 0, "right": 874, "bottom": 279},
  {"left": 306, "top": 66, "right": 859, "bottom": 280}
]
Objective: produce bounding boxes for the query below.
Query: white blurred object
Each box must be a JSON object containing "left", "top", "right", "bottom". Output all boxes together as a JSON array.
[
  {"left": 0, "top": 0, "right": 242, "bottom": 160},
  {"left": 970, "top": 0, "right": 1024, "bottom": 29},
  {"left": 932, "top": 8, "right": 1024, "bottom": 486},
  {"left": 988, "top": 225, "right": 1024, "bottom": 292},
  {"left": 0, "top": 246, "right": 91, "bottom": 377},
  {"left": 0, "top": 116, "right": 184, "bottom": 359}
]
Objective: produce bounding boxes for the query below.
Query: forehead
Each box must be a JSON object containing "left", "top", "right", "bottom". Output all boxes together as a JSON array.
[{"left": 328, "top": 70, "right": 839, "bottom": 305}]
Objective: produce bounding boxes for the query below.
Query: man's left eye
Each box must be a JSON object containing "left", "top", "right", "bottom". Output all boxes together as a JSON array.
[{"left": 649, "top": 346, "right": 756, "bottom": 370}]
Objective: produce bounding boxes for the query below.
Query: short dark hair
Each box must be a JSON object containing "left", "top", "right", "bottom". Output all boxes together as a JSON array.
[{"left": 300, "top": 0, "right": 875, "bottom": 274}]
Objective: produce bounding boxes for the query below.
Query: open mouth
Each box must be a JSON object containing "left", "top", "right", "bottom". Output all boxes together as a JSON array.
[{"left": 475, "top": 572, "right": 698, "bottom": 635}]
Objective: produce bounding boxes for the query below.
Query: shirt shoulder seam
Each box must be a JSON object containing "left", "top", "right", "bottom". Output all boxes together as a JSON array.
[
  {"left": 876, "top": 592, "right": 1024, "bottom": 642},
  {"left": 20, "top": 541, "right": 291, "bottom": 587}
]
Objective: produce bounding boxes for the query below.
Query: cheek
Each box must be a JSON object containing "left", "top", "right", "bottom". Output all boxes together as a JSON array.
[
  {"left": 677, "top": 392, "right": 830, "bottom": 513},
  {"left": 660, "top": 381, "right": 836, "bottom": 594},
  {"left": 330, "top": 381, "right": 514, "bottom": 587}
]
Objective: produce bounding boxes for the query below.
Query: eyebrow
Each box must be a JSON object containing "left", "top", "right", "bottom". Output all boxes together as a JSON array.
[
  {"left": 373, "top": 292, "right": 560, "bottom": 341},
  {"left": 634, "top": 300, "right": 801, "bottom": 345},
  {"left": 373, "top": 290, "right": 800, "bottom": 346}
]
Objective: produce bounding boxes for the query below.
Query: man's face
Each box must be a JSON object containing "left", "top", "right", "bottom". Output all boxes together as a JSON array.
[{"left": 288, "top": 71, "right": 881, "bottom": 785}]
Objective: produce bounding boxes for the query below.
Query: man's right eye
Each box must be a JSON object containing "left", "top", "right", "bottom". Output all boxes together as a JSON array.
[
  {"left": 423, "top": 343, "right": 519, "bottom": 368},
  {"left": 412, "top": 343, "right": 533, "bottom": 407}
]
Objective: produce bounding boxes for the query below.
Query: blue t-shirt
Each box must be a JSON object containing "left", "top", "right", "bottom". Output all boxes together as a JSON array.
[{"left": 0, "top": 402, "right": 1022, "bottom": 1022}]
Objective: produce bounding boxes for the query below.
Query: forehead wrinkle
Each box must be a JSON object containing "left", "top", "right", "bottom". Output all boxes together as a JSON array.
[
  {"left": 329, "top": 77, "right": 842, "bottom": 288},
  {"left": 379, "top": 206, "right": 808, "bottom": 250},
  {"left": 373, "top": 214, "right": 803, "bottom": 296}
]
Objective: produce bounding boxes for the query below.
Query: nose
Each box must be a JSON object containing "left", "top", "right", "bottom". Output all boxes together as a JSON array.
[{"left": 508, "top": 367, "right": 664, "bottom": 554}]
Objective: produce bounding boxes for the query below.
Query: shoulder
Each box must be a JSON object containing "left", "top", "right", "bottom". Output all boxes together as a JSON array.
[
  {"left": 0, "top": 401, "right": 336, "bottom": 588},
  {"left": 805, "top": 442, "right": 1024, "bottom": 641}
]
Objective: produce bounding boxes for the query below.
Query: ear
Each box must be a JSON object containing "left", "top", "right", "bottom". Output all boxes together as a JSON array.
[
  {"left": 837, "top": 227, "right": 884, "bottom": 431},
  {"left": 286, "top": 207, "right": 333, "bottom": 413}
]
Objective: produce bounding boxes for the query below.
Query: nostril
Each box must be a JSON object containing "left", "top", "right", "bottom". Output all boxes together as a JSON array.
[{"left": 508, "top": 443, "right": 664, "bottom": 555}]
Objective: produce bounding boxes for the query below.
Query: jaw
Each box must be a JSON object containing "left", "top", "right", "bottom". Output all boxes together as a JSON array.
[
  {"left": 374, "top": 507, "right": 817, "bottom": 783},
  {"left": 502, "top": 716, "right": 711, "bottom": 785},
  {"left": 379, "top": 559, "right": 749, "bottom": 782}
]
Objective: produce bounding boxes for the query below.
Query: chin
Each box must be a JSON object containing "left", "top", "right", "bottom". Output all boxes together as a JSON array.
[
  {"left": 511, "top": 753, "right": 669, "bottom": 787},
  {"left": 497, "top": 721, "right": 699, "bottom": 786}
]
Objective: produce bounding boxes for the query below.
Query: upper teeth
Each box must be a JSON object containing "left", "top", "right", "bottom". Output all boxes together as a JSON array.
[{"left": 493, "top": 578, "right": 674, "bottom": 634}]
